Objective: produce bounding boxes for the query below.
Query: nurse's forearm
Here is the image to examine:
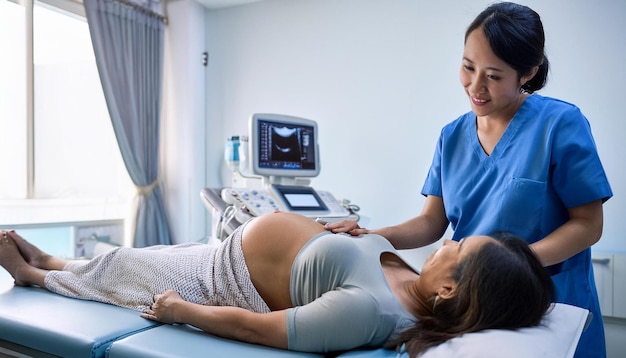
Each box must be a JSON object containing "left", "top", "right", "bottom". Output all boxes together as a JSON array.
[
  {"left": 373, "top": 195, "right": 449, "bottom": 250},
  {"left": 372, "top": 215, "right": 446, "bottom": 250},
  {"left": 530, "top": 200, "right": 603, "bottom": 266}
]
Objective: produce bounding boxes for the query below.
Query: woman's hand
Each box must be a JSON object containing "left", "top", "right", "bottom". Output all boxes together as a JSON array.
[
  {"left": 141, "top": 289, "right": 184, "bottom": 324},
  {"left": 324, "top": 219, "right": 369, "bottom": 236},
  {"left": 146, "top": 291, "right": 290, "bottom": 349}
]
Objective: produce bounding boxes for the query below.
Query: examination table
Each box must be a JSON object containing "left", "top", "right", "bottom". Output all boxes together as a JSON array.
[
  {"left": 0, "top": 270, "right": 590, "bottom": 358},
  {"left": 0, "top": 238, "right": 590, "bottom": 357},
  {"left": 0, "top": 191, "right": 590, "bottom": 357},
  {"left": 0, "top": 188, "right": 589, "bottom": 357},
  {"left": 0, "top": 276, "right": 158, "bottom": 358}
]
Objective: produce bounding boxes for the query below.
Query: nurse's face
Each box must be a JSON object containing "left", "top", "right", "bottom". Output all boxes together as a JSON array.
[
  {"left": 459, "top": 28, "right": 533, "bottom": 121},
  {"left": 419, "top": 236, "right": 495, "bottom": 297}
]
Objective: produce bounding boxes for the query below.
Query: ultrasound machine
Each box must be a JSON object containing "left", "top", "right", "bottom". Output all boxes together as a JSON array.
[{"left": 201, "top": 113, "right": 360, "bottom": 240}]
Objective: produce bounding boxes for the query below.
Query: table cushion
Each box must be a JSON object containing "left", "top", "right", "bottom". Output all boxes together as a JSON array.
[
  {"left": 0, "top": 279, "right": 160, "bottom": 358},
  {"left": 106, "top": 323, "right": 323, "bottom": 358}
]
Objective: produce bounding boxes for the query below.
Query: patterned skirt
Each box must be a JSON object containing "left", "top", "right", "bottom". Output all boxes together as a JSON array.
[{"left": 44, "top": 222, "right": 270, "bottom": 313}]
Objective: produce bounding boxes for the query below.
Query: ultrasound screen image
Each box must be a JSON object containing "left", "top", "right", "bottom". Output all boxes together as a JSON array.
[
  {"left": 271, "top": 126, "right": 302, "bottom": 162},
  {"left": 257, "top": 119, "right": 316, "bottom": 171}
]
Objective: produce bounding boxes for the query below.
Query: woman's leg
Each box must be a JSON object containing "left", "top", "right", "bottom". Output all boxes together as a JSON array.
[
  {"left": 0, "top": 232, "right": 48, "bottom": 287},
  {"left": 7, "top": 230, "right": 68, "bottom": 271}
]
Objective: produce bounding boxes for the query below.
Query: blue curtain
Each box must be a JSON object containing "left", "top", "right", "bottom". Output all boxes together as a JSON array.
[{"left": 84, "top": 0, "right": 171, "bottom": 247}]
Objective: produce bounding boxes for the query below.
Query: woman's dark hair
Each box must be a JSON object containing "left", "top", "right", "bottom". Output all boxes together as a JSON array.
[
  {"left": 465, "top": 2, "right": 549, "bottom": 93},
  {"left": 387, "top": 232, "right": 554, "bottom": 357}
]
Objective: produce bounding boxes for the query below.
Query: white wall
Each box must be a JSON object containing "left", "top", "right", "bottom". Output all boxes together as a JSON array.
[{"left": 199, "top": 0, "right": 626, "bottom": 265}]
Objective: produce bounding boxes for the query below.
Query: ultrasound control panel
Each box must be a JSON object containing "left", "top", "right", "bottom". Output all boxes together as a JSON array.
[{"left": 221, "top": 185, "right": 351, "bottom": 220}]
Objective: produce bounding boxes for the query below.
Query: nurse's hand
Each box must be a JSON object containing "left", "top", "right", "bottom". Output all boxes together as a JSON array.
[{"left": 324, "top": 220, "right": 369, "bottom": 236}]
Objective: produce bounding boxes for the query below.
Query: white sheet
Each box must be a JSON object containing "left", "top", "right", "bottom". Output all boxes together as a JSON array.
[
  {"left": 338, "top": 303, "right": 588, "bottom": 358},
  {"left": 421, "top": 303, "right": 588, "bottom": 358}
]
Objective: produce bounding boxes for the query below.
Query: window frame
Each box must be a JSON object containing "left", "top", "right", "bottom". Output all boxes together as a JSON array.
[
  {"left": 0, "top": 0, "right": 132, "bottom": 228},
  {"left": 10, "top": 0, "right": 86, "bottom": 199}
]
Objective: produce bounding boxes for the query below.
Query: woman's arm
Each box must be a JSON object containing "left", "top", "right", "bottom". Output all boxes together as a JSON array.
[
  {"left": 530, "top": 200, "right": 603, "bottom": 267},
  {"left": 325, "top": 195, "right": 449, "bottom": 250},
  {"left": 141, "top": 290, "right": 288, "bottom": 349},
  {"left": 373, "top": 195, "right": 449, "bottom": 249}
]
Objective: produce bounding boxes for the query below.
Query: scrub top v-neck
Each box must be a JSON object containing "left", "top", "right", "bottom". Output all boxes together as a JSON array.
[{"left": 422, "top": 94, "right": 611, "bottom": 242}]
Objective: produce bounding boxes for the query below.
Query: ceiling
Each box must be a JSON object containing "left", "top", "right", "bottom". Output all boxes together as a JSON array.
[{"left": 196, "top": 0, "right": 262, "bottom": 10}]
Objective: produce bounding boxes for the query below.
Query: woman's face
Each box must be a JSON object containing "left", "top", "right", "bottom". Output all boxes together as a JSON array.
[
  {"left": 459, "top": 28, "right": 531, "bottom": 121},
  {"left": 419, "top": 236, "right": 495, "bottom": 297}
]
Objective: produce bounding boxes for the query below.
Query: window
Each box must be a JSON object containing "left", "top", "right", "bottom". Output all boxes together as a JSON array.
[
  {"left": 0, "top": 0, "right": 133, "bottom": 227},
  {"left": 0, "top": 0, "right": 27, "bottom": 199}
]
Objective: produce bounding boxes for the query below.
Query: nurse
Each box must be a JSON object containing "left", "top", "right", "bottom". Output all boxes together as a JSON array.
[{"left": 326, "top": 2, "right": 612, "bottom": 357}]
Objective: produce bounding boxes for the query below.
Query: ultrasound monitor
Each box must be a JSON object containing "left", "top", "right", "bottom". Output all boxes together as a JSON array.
[{"left": 249, "top": 113, "right": 320, "bottom": 179}]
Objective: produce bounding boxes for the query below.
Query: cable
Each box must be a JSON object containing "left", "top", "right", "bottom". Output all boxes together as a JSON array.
[
  {"left": 341, "top": 198, "right": 361, "bottom": 222},
  {"left": 216, "top": 205, "right": 237, "bottom": 241}
]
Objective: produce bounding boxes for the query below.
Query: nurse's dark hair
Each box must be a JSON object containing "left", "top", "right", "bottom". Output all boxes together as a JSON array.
[
  {"left": 386, "top": 232, "right": 554, "bottom": 356},
  {"left": 465, "top": 2, "right": 549, "bottom": 93}
]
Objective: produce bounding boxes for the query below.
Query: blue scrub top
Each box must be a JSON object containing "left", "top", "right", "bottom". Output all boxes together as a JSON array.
[{"left": 422, "top": 94, "right": 613, "bottom": 357}]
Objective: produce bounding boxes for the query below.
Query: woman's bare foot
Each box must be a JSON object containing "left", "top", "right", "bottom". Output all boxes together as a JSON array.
[
  {"left": 0, "top": 234, "right": 32, "bottom": 286},
  {"left": 7, "top": 231, "right": 66, "bottom": 271}
]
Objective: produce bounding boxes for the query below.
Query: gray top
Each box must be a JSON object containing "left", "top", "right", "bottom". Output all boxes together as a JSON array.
[{"left": 287, "top": 232, "right": 417, "bottom": 352}]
